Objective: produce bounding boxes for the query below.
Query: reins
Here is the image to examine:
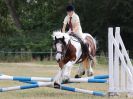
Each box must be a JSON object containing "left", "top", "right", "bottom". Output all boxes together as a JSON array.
[{"left": 62, "top": 40, "right": 71, "bottom": 59}]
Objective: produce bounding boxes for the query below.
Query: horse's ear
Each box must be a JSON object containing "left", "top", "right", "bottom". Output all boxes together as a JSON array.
[
  {"left": 55, "top": 36, "right": 57, "bottom": 40},
  {"left": 62, "top": 36, "right": 65, "bottom": 41}
]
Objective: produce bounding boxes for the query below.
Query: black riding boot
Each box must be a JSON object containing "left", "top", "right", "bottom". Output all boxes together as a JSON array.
[{"left": 82, "top": 43, "right": 93, "bottom": 60}]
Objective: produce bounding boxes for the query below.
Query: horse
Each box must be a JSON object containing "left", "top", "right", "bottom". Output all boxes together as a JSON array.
[{"left": 52, "top": 31, "right": 96, "bottom": 84}]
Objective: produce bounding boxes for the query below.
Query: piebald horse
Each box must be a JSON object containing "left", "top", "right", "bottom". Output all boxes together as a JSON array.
[{"left": 52, "top": 31, "right": 96, "bottom": 84}]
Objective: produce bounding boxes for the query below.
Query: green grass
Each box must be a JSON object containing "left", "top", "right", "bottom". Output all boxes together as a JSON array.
[
  {"left": 34, "top": 60, "right": 58, "bottom": 65},
  {"left": 0, "top": 62, "right": 128, "bottom": 99}
]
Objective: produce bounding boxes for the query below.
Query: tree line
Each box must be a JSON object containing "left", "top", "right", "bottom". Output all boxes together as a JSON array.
[{"left": 0, "top": 0, "right": 133, "bottom": 59}]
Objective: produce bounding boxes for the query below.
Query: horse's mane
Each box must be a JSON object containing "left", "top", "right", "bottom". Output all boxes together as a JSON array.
[{"left": 52, "top": 31, "right": 70, "bottom": 44}]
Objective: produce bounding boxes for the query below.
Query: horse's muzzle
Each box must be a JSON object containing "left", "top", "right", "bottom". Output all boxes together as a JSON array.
[
  {"left": 55, "top": 53, "right": 62, "bottom": 62},
  {"left": 57, "top": 59, "right": 60, "bottom": 63}
]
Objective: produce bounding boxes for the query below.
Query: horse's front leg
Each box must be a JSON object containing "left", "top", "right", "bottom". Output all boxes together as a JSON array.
[
  {"left": 75, "top": 63, "right": 85, "bottom": 78},
  {"left": 53, "top": 68, "right": 62, "bottom": 85},
  {"left": 62, "top": 61, "right": 75, "bottom": 82},
  {"left": 53, "top": 61, "right": 74, "bottom": 84}
]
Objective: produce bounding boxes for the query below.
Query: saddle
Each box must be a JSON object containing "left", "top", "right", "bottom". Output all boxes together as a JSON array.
[{"left": 70, "top": 33, "right": 92, "bottom": 63}]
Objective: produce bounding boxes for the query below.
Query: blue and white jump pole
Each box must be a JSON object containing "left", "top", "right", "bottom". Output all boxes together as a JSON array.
[
  {"left": 0, "top": 74, "right": 108, "bottom": 83},
  {"left": 0, "top": 82, "right": 53, "bottom": 92},
  {"left": 0, "top": 74, "right": 53, "bottom": 82},
  {"left": 0, "top": 81, "right": 105, "bottom": 96},
  {"left": 0, "top": 74, "right": 107, "bottom": 96}
]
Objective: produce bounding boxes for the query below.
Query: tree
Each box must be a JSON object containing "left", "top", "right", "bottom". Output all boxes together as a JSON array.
[
  {"left": 5, "top": 0, "right": 22, "bottom": 29},
  {"left": 0, "top": 0, "right": 133, "bottom": 58}
]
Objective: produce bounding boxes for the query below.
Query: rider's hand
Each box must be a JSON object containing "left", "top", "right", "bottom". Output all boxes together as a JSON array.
[
  {"left": 69, "top": 32, "right": 74, "bottom": 36},
  {"left": 71, "top": 32, "right": 74, "bottom": 34}
]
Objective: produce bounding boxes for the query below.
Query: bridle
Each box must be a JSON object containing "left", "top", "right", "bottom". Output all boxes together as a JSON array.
[{"left": 54, "top": 39, "right": 71, "bottom": 61}]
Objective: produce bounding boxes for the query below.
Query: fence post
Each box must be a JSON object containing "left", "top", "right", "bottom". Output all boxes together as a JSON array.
[{"left": 50, "top": 49, "right": 53, "bottom": 61}]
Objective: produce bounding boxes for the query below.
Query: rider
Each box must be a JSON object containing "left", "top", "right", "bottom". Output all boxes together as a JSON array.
[
  {"left": 62, "top": 4, "right": 83, "bottom": 41},
  {"left": 62, "top": 4, "right": 92, "bottom": 60}
]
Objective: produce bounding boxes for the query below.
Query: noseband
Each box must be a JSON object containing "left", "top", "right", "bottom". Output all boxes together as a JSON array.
[{"left": 56, "top": 51, "right": 63, "bottom": 54}]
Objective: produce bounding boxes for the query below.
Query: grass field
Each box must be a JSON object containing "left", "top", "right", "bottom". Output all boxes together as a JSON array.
[{"left": 0, "top": 61, "right": 128, "bottom": 99}]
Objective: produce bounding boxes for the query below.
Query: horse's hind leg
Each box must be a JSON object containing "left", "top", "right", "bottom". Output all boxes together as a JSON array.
[
  {"left": 75, "top": 58, "right": 88, "bottom": 78},
  {"left": 86, "top": 57, "right": 96, "bottom": 76},
  {"left": 86, "top": 60, "right": 93, "bottom": 76}
]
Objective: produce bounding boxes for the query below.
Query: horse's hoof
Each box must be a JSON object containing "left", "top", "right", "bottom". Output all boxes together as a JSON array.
[
  {"left": 54, "top": 82, "right": 60, "bottom": 88},
  {"left": 75, "top": 74, "right": 81, "bottom": 78},
  {"left": 87, "top": 72, "right": 93, "bottom": 77},
  {"left": 82, "top": 71, "right": 85, "bottom": 75},
  {"left": 89, "top": 73, "right": 93, "bottom": 76},
  {"left": 62, "top": 78, "right": 69, "bottom": 84}
]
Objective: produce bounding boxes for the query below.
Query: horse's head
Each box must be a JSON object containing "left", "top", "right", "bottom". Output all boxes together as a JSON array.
[{"left": 52, "top": 31, "right": 70, "bottom": 62}]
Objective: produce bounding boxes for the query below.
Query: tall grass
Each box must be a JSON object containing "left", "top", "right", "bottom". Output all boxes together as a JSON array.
[
  {"left": 96, "top": 52, "right": 108, "bottom": 65},
  {"left": 0, "top": 51, "right": 132, "bottom": 65},
  {"left": 0, "top": 51, "right": 32, "bottom": 62}
]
